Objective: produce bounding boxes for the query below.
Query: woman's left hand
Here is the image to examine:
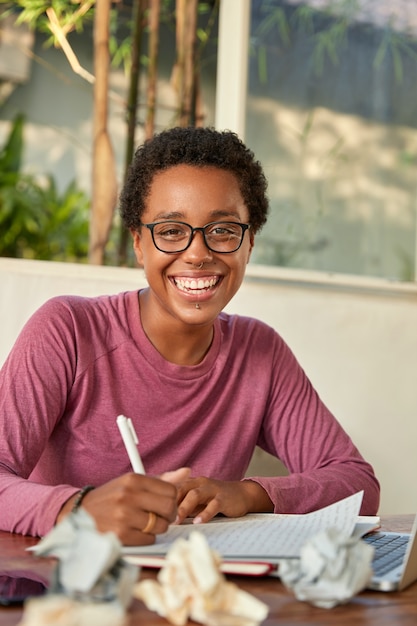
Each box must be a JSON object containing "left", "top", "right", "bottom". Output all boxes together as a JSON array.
[{"left": 174, "top": 476, "right": 274, "bottom": 525}]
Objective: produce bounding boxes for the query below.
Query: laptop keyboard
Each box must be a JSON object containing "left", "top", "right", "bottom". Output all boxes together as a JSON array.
[{"left": 363, "top": 533, "right": 409, "bottom": 577}]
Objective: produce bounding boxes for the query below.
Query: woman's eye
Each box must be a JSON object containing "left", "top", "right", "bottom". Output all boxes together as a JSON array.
[
  {"left": 211, "top": 225, "right": 239, "bottom": 237},
  {"left": 159, "top": 227, "right": 185, "bottom": 238},
  {"left": 212, "top": 227, "right": 227, "bottom": 235}
]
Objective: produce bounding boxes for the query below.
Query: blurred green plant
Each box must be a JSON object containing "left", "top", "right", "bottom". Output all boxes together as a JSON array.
[
  {"left": 253, "top": 0, "right": 417, "bottom": 82},
  {"left": 0, "top": 114, "right": 90, "bottom": 261},
  {"left": 1, "top": 0, "right": 219, "bottom": 265}
]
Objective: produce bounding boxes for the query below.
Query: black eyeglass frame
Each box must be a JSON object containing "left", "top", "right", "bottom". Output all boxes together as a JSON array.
[{"left": 140, "top": 220, "right": 251, "bottom": 254}]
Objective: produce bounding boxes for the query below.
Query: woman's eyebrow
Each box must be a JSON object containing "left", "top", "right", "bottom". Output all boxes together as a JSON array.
[
  {"left": 208, "top": 209, "right": 243, "bottom": 220},
  {"left": 148, "top": 211, "right": 184, "bottom": 221}
]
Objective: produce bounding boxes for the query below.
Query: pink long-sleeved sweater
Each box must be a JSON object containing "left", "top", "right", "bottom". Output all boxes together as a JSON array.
[{"left": 0, "top": 291, "right": 380, "bottom": 536}]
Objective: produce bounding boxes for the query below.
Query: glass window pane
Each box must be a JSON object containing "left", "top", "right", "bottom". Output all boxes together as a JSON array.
[{"left": 247, "top": 0, "right": 417, "bottom": 281}]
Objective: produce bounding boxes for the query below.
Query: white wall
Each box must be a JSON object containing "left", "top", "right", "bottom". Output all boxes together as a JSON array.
[{"left": 1, "top": 257, "right": 417, "bottom": 515}]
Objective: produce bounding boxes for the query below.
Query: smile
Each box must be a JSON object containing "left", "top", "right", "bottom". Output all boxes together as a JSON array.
[{"left": 172, "top": 276, "right": 221, "bottom": 294}]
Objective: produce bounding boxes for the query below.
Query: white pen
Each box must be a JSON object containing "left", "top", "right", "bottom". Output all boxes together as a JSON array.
[{"left": 116, "top": 414, "right": 146, "bottom": 474}]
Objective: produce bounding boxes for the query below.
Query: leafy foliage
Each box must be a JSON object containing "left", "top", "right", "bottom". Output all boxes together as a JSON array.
[
  {"left": 253, "top": 0, "right": 417, "bottom": 81},
  {"left": 0, "top": 115, "right": 90, "bottom": 261},
  {"left": 4, "top": 0, "right": 95, "bottom": 44}
]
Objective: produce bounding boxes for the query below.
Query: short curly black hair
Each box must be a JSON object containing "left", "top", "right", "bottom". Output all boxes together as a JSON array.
[{"left": 119, "top": 126, "right": 269, "bottom": 233}]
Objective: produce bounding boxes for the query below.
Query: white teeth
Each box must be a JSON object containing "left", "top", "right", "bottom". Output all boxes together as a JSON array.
[{"left": 174, "top": 277, "right": 219, "bottom": 293}]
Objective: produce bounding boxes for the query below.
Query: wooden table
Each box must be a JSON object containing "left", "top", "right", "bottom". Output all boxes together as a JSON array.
[{"left": 0, "top": 515, "right": 416, "bottom": 626}]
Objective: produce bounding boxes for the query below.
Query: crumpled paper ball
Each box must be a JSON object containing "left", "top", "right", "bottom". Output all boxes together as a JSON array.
[
  {"left": 278, "top": 526, "right": 374, "bottom": 608},
  {"left": 21, "top": 508, "right": 138, "bottom": 626},
  {"left": 18, "top": 595, "right": 127, "bottom": 626},
  {"left": 134, "top": 531, "right": 268, "bottom": 626}
]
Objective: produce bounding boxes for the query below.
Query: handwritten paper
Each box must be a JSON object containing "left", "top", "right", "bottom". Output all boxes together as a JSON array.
[{"left": 123, "top": 492, "right": 365, "bottom": 561}]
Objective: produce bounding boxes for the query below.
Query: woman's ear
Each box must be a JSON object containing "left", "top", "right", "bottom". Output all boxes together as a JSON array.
[
  {"left": 131, "top": 229, "right": 144, "bottom": 267},
  {"left": 246, "top": 230, "right": 255, "bottom": 264}
]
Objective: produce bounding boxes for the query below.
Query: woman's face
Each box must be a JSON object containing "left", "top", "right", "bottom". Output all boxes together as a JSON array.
[{"left": 132, "top": 165, "right": 254, "bottom": 327}]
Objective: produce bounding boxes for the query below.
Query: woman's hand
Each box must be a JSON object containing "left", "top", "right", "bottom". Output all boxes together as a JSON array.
[
  {"left": 175, "top": 476, "right": 274, "bottom": 525},
  {"left": 57, "top": 468, "right": 190, "bottom": 546}
]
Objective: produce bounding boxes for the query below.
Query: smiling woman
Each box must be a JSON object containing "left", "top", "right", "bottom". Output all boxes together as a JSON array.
[
  {"left": 0, "top": 127, "right": 380, "bottom": 546},
  {"left": 130, "top": 164, "right": 253, "bottom": 333}
]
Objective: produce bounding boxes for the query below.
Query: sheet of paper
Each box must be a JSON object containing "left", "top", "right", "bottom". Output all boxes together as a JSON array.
[
  {"left": 123, "top": 555, "right": 276, "bottom": 576},
  {"left": 353, "top": 516, "right": 380, "bottom": 538},
  {"left": 123, "top": 491, "right": 364, "bottom": 560}
]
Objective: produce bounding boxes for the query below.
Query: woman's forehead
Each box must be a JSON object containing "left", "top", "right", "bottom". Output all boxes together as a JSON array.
[{"left": 143, "top": 165, "right": 248, "bottom": 220}]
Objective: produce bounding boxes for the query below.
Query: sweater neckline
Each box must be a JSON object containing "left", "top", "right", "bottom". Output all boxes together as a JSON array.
[{"left": 126, "top": 290, "right": 223, "bottom": 380}]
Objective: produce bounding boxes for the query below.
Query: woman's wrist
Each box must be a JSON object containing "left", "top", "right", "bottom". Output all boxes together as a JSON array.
[
  {"left": 240, "top": 479, "right": 274, "bottom": 513},
  {"left": 56, "top": 485, "right": 95, "bottom": 524},
  {"left": 71, "top": 485, "right": 95, "bottom": 512}
]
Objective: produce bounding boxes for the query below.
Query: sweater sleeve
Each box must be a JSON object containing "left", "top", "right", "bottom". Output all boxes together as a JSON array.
[
  {"left": 0, "top": 299, "right": 80, "bottom": 536},
  {"left": 245, "top": 333, "right": 380, "bottom": 516}
]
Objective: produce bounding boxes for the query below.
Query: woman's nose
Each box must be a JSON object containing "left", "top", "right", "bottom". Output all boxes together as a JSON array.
[{"left": 183, "top": 229, "right": 213, "bottom": 263}]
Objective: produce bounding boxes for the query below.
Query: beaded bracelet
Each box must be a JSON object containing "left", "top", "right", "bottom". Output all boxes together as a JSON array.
[{"left": 71, "top": 485, "right": 95, "bottom": 513}]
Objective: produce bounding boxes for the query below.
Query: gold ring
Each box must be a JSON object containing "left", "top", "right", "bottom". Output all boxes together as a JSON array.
[{"left": 142, "top": 511, "right": 157, "bottom": 534}]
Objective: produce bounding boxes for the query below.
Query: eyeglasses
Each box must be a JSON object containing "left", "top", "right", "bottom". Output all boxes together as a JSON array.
[{"left": 141, "top": 220, "right": 251, "bottom": 254}]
